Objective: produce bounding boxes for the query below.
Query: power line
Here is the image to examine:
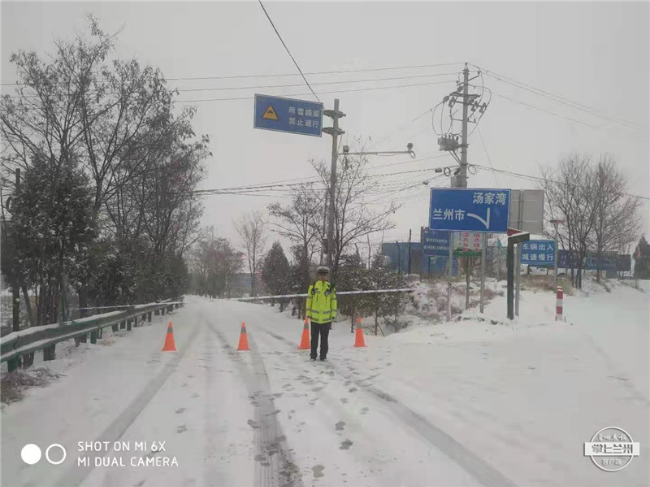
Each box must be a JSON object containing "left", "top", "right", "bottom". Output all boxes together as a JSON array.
[
  {"left": 473, "top": 164, "right": 650, "bottom": 201},
  {"left": 173, "top": 72, "right": 457, "bottom": 93},
  {"left": 474, "top": 65, "right": 639, "bottom": 129},
  {"left": 257, "top": 0, "right": 320, "bottom": 102},
  {"left": 491, "top": 91, "right": 598, "bottom": 128},
  {"left": 177, "top": 79, "right": 456, "bottom": 104},
  {"left": 1, "top": 62, "right": 462, "bottom": 87},
  {"left": 476, "top": 126, "right": 499, "bottom": 187},
  {"left": 367, "top": 107, "right": 435, "bottom": 151}
]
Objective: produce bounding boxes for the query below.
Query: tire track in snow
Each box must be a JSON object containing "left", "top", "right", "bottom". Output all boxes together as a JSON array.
[
  {"left": 55, "top": 321, "right": 201, "bottom": 487},
  {"left": 205, "top": 317, "right": 302, "bottom": 487},
  {"left": 258, "top": 328, "right": 517, "bottom": 487}
]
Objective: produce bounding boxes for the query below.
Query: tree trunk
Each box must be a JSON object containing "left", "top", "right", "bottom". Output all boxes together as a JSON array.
[
  {"left": 21, "top": 284, "right": 34, "bottom": 327},
  {"left": 12, "top": 282, "right": 20, "bottom": 332},
  {"left": 374, "top": 309, "right": 378, "bottom": 336}
]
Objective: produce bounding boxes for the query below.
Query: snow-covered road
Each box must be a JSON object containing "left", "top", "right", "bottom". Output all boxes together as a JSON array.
[{"left": 1, "top": 284, "right": 648, "bottom": 487}]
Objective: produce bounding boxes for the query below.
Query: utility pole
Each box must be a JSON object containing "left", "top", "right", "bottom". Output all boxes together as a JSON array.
[
  {"left": 323, "top": 99, "right": 345, "bottom": 275},
  {"left": 407, "top": 229, "right": 412, "bottom": 275},
  {"left": 459, "top": 65, "right": 470, "bottom": 188},
  {"left": 319, "top": 189, "right": 328, "bottom": 265}
]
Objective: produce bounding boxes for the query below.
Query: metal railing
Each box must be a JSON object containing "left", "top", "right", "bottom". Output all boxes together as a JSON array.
[{"left": 0, "top": 297, "right": 184, "bottom": 372}]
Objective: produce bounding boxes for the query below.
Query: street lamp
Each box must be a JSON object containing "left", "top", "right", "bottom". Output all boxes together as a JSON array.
[{"left": 550, "top": 219, "right": 564, "bottom": 286}]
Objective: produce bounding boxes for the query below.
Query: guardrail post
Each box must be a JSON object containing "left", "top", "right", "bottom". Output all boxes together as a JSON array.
[
  {"left": 22, "top": 352, "right": 34, "bottom": 368},
  {"left": 120, "top": 321, "right": 126, "bottom": 330},
  {"left": 7, "top": 357, "right": 20, "bottom": 372},
  {"left": 148, "top": 311, "right": 152, "bottom": 322},
  {"left": 98, "top": 328, "right": 103, "bottom": 339},
  {"left": 44, "top": 345, "right": 56, "bottom": 361},
  {"left": 155, "top": 309, "right": 159, "bottom": 316},
  {"left": 127, "top": 319, "right": 132, "bottom": 331},
  {"left": 162, "top": 307, "right": 166, "bottom": 316},
  {"left": 80, "top": 334, "right": 87, "bottom": 343},
  {"left": 90, "top": 330, "right": 98, "bottom": 344},
  {"left": 112, "top": 323, "right": 118, "bottom": 332}
]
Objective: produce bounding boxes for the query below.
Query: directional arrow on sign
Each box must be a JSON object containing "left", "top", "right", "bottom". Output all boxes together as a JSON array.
[{"left": 467, "top": 208, "right": 490, "bottom": 229}]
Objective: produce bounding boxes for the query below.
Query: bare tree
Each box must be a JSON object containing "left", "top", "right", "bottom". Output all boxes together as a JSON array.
[
  {"left": 591, "top": 154, "right": 641, "bottom": 282},
  {"left": 311, "top": 138, "right": 397, "bottom": 281},
  {"left": 234, "top": 211, "right": 267, "bottom": 296},
  {"left": 268, "top": 184, "right": 322, "bottom": 293},
  {"left": 541, "top": 154, "right": 598, "bottom": 289}
]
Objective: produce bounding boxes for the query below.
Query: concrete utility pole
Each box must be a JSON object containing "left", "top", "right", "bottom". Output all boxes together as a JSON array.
[
  {"left": 323, "top": 99, "right": 345, "bottom": 272},
  {"left": 459, "top": 65, "right": 470, "bottom": 188}
]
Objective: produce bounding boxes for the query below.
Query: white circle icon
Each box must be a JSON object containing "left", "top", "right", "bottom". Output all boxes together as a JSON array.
[
  {"left": 21, "top": 444, "right": 42, "bottom": 465},
  {"left": 45, "top": 444, "right": 67, "bottom": 465}
]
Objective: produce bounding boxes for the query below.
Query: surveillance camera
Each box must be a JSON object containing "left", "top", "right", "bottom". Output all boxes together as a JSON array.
[
  {"left": 407, "top": 143, "right": 413, "bottom": 151},
  {"left": 343, "top": 145, "right": 350, "bottom": 153}
]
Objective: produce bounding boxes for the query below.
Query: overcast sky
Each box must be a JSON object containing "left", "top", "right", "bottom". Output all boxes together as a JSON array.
[{"left": 2, "top": 1, "right": 648, "bottom": 257}]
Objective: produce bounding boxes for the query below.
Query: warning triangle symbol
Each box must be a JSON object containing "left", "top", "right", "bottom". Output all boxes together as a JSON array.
[{"left": 262, "top": 105, "right": 279, "bottom": 121}]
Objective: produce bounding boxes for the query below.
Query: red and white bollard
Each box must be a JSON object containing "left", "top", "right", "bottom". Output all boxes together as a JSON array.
[{"left": 556, "top": 286, "right": 563, "bottom": 321}]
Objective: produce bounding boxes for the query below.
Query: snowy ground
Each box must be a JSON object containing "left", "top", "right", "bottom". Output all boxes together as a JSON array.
[{"left": 1, "top": 280, "right": 648, "bottom": 487}]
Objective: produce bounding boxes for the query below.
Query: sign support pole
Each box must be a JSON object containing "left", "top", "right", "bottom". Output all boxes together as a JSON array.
[
  {"left": 480, "top": 232, "right": 487, "bottom": 313},
  {"left": 507, "top": 232, "right": 529, "bottom": 319},
  {"left": 515, "top": 243, "right": 521, "bottom": 317},
  {"left": 447, "top": 232, "right": 453, "bottom": 322}
]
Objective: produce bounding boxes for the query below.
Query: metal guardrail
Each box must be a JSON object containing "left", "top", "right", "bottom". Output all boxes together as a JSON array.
[
  {"left": 232, "top": 288, "right": 415, "bottom": 301},
  {"left": 1, "top": 297, "right": 184, "bottom": 372}
]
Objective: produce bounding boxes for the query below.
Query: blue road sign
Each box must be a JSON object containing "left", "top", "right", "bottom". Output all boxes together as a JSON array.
[
  {"left": 521, "top": 240, "right": 555, "bottom": 266},
  {"left": 254, "top": 94, "right": 323, "bottom": 137},
  {"left": 429, "top": 188, "right": 511, "bottom": 233},
  {"left": 422, "top": 229, "right": 450, "bottom": 256}
]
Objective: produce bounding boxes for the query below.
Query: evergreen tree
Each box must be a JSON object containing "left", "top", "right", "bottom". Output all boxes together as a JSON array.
[
  {"left": 337, "top": 252, "right": 369, "bottom": 332},
  {"left": 633, "top": 235, "right": 650, "bottom": 280},
  {"left": 261, "top": 242, "right": 290, "bottom": 309},
  {"left": 10, "top": 156, "right": 95, "bottom": 325}
]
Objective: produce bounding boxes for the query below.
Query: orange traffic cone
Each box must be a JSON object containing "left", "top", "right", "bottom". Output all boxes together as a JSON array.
[
  {"left": 237, "top": 322, "right": 250, "bottom": 351},
  {"left": 354, "top": 318, "right": 366, "bottom": 348},
  {"left": 299, "top": 318, "right": 310, "bottom": 349},
  {"left": 162, "top": 322, "right": 177, "bottom": 351}
]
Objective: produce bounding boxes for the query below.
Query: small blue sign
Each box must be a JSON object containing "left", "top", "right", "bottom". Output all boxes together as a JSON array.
[
  {"left": 521, "top": 240, "right": 555, "bottom": 266},
  {"left": 422, "top": 229, "right": 450, "bottom": 256},
  {"left": 557, "top": 250, "right": 626, "bottom": 271},
  {"left": 254, "top": 94, "right": 323, "bottom": 137},
  {"left": 429, "top": 188, "right": 511, "bottom": 233}
]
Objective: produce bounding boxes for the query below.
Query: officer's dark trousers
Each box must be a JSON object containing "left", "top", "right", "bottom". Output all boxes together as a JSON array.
[{"left": 310, "top": 322, "right": 331, "bottom": 359}]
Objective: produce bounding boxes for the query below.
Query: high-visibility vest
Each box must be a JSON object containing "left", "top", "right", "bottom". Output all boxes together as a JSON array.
[{"left": 305, "top": 280, "right": 337, "bottom": 324}]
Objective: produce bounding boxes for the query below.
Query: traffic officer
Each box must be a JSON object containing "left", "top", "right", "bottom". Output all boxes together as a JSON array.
[{"left": 305, "top": 266, "right": 337, "bottom": 361}]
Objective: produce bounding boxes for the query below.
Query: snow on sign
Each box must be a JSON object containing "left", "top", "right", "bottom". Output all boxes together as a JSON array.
[
  {"left": 429, "top": 188, "right": 511, "bottom": 233},
  {"left": 521, "top": 240, "right": 555, "bottom": 266},
  {"left": 254, "top": 94, "right": 323, "bottom": 137}
]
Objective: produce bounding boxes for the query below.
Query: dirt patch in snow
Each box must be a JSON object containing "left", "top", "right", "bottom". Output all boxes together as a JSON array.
[{"left": 1, "top": 367, "right": 62, "bottom": 404}]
